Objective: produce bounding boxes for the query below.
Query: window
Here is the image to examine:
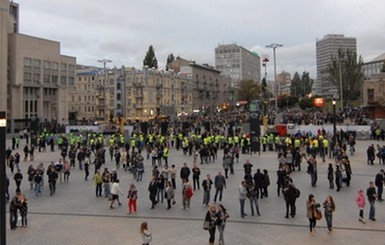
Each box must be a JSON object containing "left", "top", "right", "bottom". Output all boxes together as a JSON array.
[
  {"left": 44, "top": 74, "right": 50, "bottom": 84},
  {"left": 44, "top": 61, "right": 50, "bottom": 70},
  {"left": 52, "top": 62, "right": 58, "bottom": 71},
  {"left": 68, "top": 65, "right": 75, "bottom": 72},
  {"left": 60, "top": 76, "right": 67, "bottom": 85},
  {"left": 61, "top": 63, "right": 67, "bottom": 72},
  {"left": 24, "top": 72, "right": 31, "bottom": 82},
  {"left": 24, "top": 58, "right": 31, "bottom": 67},
  {"left": 52, "top": 75, "right": 58, "bottom": 85},
  {"left": 68, "top": 77, "right": 74, "bottom": 85},
  {"left": 368, "top": 89, "right": 375, "bottom": 102},
  {"left": 33, "top": 59, "right": 41, "bottom": 68},
  {"left": 33, "top": 74, "right": 40, "bottom": 83}
]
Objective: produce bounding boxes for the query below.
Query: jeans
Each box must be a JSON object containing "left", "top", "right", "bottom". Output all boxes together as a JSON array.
[
  {"left": 103, "top": 183, "right": 111, "bottom": 197},
  {"left": 214, "top": 188, "right": 223, "bottom": 202},
  {"left": 208, "top": 227, "right": 216, "bottom": 243},
  {"left": 285, "top": 200, "right": 296, "bottom": 217},
  {"left": 34, "top": 182, "right": 42, "bottom": 196},
  {"left": 217, "top": 223, "right": 226, "bottom": 244},
  {"left": 325, "top": 213, "right": 333, "bottom": 231},
  {"left": 239, "top": 198, "right": 246, "bottom": 217},
  {"left": 377, "top": 185, "right": 383, "bottom": 200},
  {"left": 369, "top": 200, "right": 375, "bottom": 219},
  {"left": 311, "top": 171, "right": 318, "bottom": 187},
  {"left": 193, "top": 176, "right": 200, "bottom": 190},
  {"left": 308, "top": 217, "right": 316, "bottom": 232},
  {"left": 250, "top": 197, "right": 260, "bottom": 216},
  {"left": 203, "top": 190, "right": 211, "bottom": 206},
  {"left": 49, "top": 182, "right": 56, "bottom": 195},
  {"left": 96, "top": 183, "right": 102, "bottom": 196}
]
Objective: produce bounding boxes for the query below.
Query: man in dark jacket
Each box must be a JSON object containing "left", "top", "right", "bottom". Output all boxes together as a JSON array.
[
  {"left": 148, "top": 177, "right": 158, "bottom": 209},
  {"left": 214, "top": 171, "right": 226, "bottom": 203},
  {"left": 47, "top": 164, "right": 58, "bottom": 195},
  {"left": 253, "top": 169, "right": 265, "bottom": 199},
  {"left": 180, "top": 162, "right": 191, "bottom": 182},
  {"left": 13, "top": 169, "right": 23, "bottom": 193},
  {"left": 375, "top": 170, "right": 384, "bottom": 201},
  {"left": 283, "top": 183, "right": 299, "bottom": 218}
]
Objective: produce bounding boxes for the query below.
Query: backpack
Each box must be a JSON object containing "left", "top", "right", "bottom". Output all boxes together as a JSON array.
[
  {"left": 185, "top": 186, "right": 193, "bottom": 198},
  {"left": 294, "top": 188, "right": 300, "bottom": 198}
]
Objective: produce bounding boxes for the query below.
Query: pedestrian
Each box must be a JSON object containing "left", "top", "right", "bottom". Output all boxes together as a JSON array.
[
  {"left": 202, "top": 174, "right": 213, "bottom": 207},
  {"left": 148, "top": 177, "right": 158, "bottom": 209},
  {"left": 253, "top": 169, "right": 264, "bottom": 199},
  {"left": 327, "top": 163, "right": 334, "bottom": 189},
  {"left": 355, "top": 189, "right": 366, "bottom": 223},
  {"left": 335, "top": 165, "right": 343, "bottom": 192},
  {"left": 307, "top": 156, "right": 317, "bottom": 187},
  {"left": 180, "top": 162, "right": 191, "bottom": 183},
  {"left": 238, "top": 180, "right": 248, "bottom": 218},
  {"left": 23, "top": 144, "right": 29, "bottom": 161},
  {"left": 323, "top": 195, "right": 336, "bottom": 234},
  {"left": 374, "top": 169, "right": 384, "bottom": 201},
  {"left": 306, "top": 194, "right": 319, "bottom": 235},
  {"left": 55, "top": 159, "right": 63, "bottom": 183},
  {"left": 182, "top": 179, "right": 193, "bottom": 210},
  {"left": 27, "top": 165, "right": 35, "bottom": 190},
  {"left": 170, "top": 164, "right": 177, "bottom": 189},
  {"left": 33, "top": 169, "right": 43, "bottom": 197},
  {"left": 127, "top": 183, "right": 138, "bottom": 213},
  {"left": 5, "top": 175, "right": 10, "bottom": 203},
  {"left": 366, "top": 181, "right": 377, "bottom": 221},
  {"left": 192, "top": 164, "right": 201, "bottom": 191},
  {"left": 63, "top": 159, "right": 70, "bottom": 183},
  {"left": 156, "top": 174, "right": 165, "bottom": 203},
  {"left": 140, "top": 222, "right": 152, "bottom": 245},
  {"left": 204, "top": 204, "right": 217, "bottom": 245},
  {"left": 213, "top": 171, "right": 226, "bottom": 203},
  {"left": 248, "top": 185, "right": 261, "bottom": 216},
  {"left": 276, "top": 164, "right": 286, "bottom": 196},
  {"left": 17, "top": 192, "right": 28, "bottom": 228},
  {"left": 93, "top": 169, "right": 103, "bottom": 197},
  {"left": 136, "top": 157, "right": 144, "bottom": 181},
  {"left": 283, "top": 182, "right": 299, "bottom": 218},
  {"left": 165, "top": 181, "right": 175, "bottom": 209},
  {"left": 84, "top": 157, "right": 90, "bottom": 181},
  {"left": 47, "top": 164, "right": 58, "bottom": 196},
  {"left": 216, "top": 204, "right": 229, "bottom": 245},
  {"left": 262, "top": 169, "right": 270, "bottom": 198},
  {"left": 102, "top": 168, "right": 111, "bottom": 198},
  {"left": 13, "top": 169, "right": 23, "bottom": 193},
  {"left": 9, "top": 194, "right": 19, "bottom": 230},
  {"left": 110, "top": 179, "right": 123, "bottom": 208}
]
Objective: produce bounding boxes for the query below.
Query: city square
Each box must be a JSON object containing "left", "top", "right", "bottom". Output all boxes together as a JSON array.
[{"left": 5, "top": 137, "right": 385, "bottom": 245}]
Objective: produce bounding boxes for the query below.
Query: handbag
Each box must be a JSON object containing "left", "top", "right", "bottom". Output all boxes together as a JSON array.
[
  {"left": 314, "top": 209, "right": 323, "bottom": 220},
  {"left": 203, "top": 221, "right": 211, "bottom": 230},
  {"left": 143, "top": 233, "right": 152, "bottom": 243}
]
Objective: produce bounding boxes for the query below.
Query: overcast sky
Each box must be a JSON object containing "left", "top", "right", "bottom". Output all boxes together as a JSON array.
[{"left": 18, "top": 0, "right": 385, "bottom": 80}]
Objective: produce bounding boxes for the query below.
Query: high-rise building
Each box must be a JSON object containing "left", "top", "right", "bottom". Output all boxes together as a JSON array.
[
  {"left": 276, "top": 71, "right": 291, "bottom": 96},
  {"left": 316, "top": 34, "right": 357, "bottom": 97},
  {"left": 215, "top": 44, "right": 261, "bottom": 87}
]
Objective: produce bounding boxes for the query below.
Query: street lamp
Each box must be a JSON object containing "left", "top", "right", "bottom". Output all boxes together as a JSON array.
[
  {"left": 332, "top": 99, "right": 337, "bottom": 148},
  {"left": 97, "top": 59, "right": 112, "bottom": 122},
  {"left": 265, "top": 43, "right": 283, "bottom": 120}
]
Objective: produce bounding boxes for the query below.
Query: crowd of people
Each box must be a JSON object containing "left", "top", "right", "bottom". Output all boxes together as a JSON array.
[{"left": 3, "top": 111, "right": 385, "bottom": 244}]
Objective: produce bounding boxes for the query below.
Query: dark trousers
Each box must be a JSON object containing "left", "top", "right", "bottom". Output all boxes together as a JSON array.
[
  {"left": 193, "top": 176, "right": 200, "bottom": 190},
  {"left": 308, "top": 217, "right": 316, "bottom": 232},
  {"left": 377, "top": 185, "right": 383, "bottom": 200},
  {"left": 208, "top": 227, "right": 216, "bottom": 243},
  {"left": 10, "top": 210, "right": 17, "bottom": 229},
  {"left": 96, "top": 183, "right": 102, "bottom": 196}
]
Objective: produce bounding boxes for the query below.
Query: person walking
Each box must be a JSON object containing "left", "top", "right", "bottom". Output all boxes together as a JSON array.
[
  {"left": 323, "top": 195, "right": 336, "bottom": 233},
  {"left": 180, "top": 162, "right": 191, "bottom": 183},
  {"left": 110, "top": 179, "right": 123, "bottom": 208},
  {"left": 283, "top": 183, "right": 299, "bottom": 218},
  {"left": 102, "top": 168, "right": 111, "bottom": 198},
  {"left": 165, "top": 181, "right": 175, "bottom": 210},
  {"left": 216, "top": 204, "right": 229, "bottom": 245},
  {"left": 327, "top": 163, "right": 334, "bottom": 189},
  {"left": 148, "top": 177, "right": 158, "bottom": 209},
  {"left": 17, "top": 192, "right": 28, "bottom": 228},
  {"left": 182, "top": 179, "right": 193, "bottom": 210},
  {"left": 46, "top": 164, "right": 58, "bottom": 196},
  {"left": 366, "top": 181, "right": 377, "bottom": 221},
  {"left": 140, "top": 222, "right": 152, "bottom": 245},
  {"left": 238, "top": 180, "right": 248, "bottom": 218},
  {"left": 355, "top": 189, "right": 366, "bottom": 223},
  {"left": 127, "top": 183, "right": 138, "bottom": 213},
  {"left": 248, "top": 185, "right": 261, "bottom": 216},
  {"left": 306, "top": 194, "right": 318, "bottom": 235},
  {"left": 374, "top": 170, "right": 384, "bottom": 201},
  {"left": 13, "top": 169, "right": 23, "bottom": 193},
  {"left": 93, "top": 169, "right": 103, "bottom": 197},
  {"left": 204, "top": 204, "right": 217, "bottom": 245},
  {"left": 63, "top": 160, "right": 71, "bottom": 183},
  {"left": 214, "top": 171, "right": 226, "bottom": 203},
  {"left": 192, "top": 164, "right": 201, "bottom": 191},
  {"left": 335, "top": 165, "right": 343, "bottom": 192},
  {"left": 202, "top": 174, "right": 213, "bottom": 207}
]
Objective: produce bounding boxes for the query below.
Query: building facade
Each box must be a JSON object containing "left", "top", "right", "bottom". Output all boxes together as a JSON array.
[
  {"left": 316, "top": 34, "right": 357, "bottom": 97},
  {"left": 215, "top": 44, "right": 261, "bottom": 87},
  {"left": 276, "top": 71, "right": 291, "bottom": 96},
  {"left": 363, "top": 53, "right": 385, "bottom": 80},
  {"left": 8, "top": 33, "right": 76, "bottom": 130}
]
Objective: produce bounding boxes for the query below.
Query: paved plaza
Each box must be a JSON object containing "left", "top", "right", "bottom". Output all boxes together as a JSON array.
[{"left": 5, "top": 137, "right": 385, "bottom": 245}]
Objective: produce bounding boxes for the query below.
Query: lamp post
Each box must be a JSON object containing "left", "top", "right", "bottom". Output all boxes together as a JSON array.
[
  {"left": 0, "top": 111, "right": 6, "bottom": 245},
  {"left": 332, "top": 99, "right": 337, "bottom": 148},
  {"left": 266, "top": 43, "right": 283, "bottom": 119},
  {"left": 97, "top": 59, "right": 112, "bottom": 123}
]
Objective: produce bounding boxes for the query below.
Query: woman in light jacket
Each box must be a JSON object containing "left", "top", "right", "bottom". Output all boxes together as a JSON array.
[
  {"left": 306, "top": 194, "right": 317, "bottom": 235},
  {"left": 140, "top": 222, "right": 152, "bottom": 245}
]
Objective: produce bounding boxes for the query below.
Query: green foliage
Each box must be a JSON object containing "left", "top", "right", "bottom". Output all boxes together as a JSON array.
[
  {"left": 278, "top": 95, "right": 299, "bottom": 109},
  {"left": 166, "top": 53, "right": 175, "bottom": 71},
  {"left": 328, "top": 49, "right": 364, "bottom": 106},
  {"left": 298, "top": 97, "right": 313, "bottom": 110},
  {"left": 237, "top": 79, "right": 261, "bottom": 105},
  {"left": 143, "top": 45, "right": 158, "bottom": 69},
  {"left": 290, "top": 72, "right": 314, "bottom": 97}
]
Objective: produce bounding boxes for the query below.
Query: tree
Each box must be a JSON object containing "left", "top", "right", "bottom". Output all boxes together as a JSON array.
[
  {"left": 237, "top": 79, "right": 261, "bottom": 106},
  {"left": 328, "top": 48, "right": 364, "bottom": 106},
  {"left": 143, "top": 45, "right": 158, "bottom": 69},
  {"left": 290, "top": 72, "right": 314, "bottom": 97},
  {"left": 165, "top": 53, "right": 175, "bottom": 71}
]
